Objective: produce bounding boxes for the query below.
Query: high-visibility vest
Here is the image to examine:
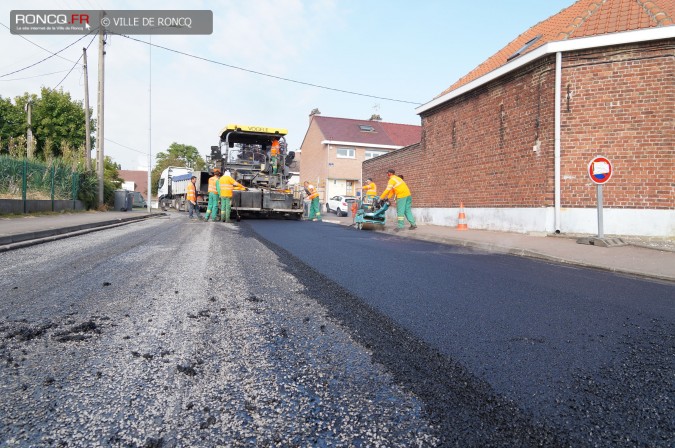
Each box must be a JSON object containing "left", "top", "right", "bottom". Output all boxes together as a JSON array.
[
  {"left": 218, "top": 175, "right": 244, "bottom": 198},
  {"left": 363, "top": 182, "right": 377, "bottom": 196},
  {"left": 381, "top": 175, "right": 410, "bottom": 199},
  {"left": 306, "top": 184, "right": 319, "bottom": 200},
  {"left": 208, "top": 176, "right": 218, "bottom": 194},
  {"left": 271, "top": 140, "right": 280, "bottom": 156},
  {"left": 187, "top": 182, "right": 197, "bottom": 201}
]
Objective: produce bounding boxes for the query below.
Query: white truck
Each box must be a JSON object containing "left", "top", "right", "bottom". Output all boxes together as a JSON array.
[{"left": 157, "top": 166, "right": 210, "bottom": 212}]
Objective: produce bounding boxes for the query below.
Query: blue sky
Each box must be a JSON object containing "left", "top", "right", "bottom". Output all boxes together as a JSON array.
[{"left": 1, "top": 0, "right": 574, "bottom": 170}]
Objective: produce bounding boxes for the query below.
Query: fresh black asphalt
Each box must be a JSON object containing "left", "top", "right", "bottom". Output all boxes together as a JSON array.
[{"left": 247, "top": 219, "right": 675, "bottom": 447}]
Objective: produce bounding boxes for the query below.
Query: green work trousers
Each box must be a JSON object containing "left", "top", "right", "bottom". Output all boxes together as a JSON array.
[
  {"left": 308, "top": 197, "right": 322, "bottom": 221},
  {"left": 396, "top": 196, "right": 415, "bottom": 228},
  {"left": 205, "top": 192, "right": 219, "bottom": 221},
  {"left": 271, "top": 156, "right": 278, "bottom": 175},
  {"left": 220, "top": 197, "right": 232, "bottom": 222}
]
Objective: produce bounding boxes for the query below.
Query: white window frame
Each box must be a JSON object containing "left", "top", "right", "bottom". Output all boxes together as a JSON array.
[
  {"left": 336, "top": 147, "right": 355, "bottom": 159},
  {"left": 365, "top": 150, "right": 386, "bottom": 160}
]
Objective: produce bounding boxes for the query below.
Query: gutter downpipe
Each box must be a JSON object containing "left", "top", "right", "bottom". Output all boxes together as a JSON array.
[
  {"left": 554, "top": 51, "right": 562, "bottom": 233},
  {"left": 325, "top": 143, "right": 331, "bottom": 202}
]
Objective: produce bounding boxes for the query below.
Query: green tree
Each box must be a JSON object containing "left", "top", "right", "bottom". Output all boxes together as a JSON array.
[
  {"left": 155, "top": 142, "right": 205, "bottom": 169},
  {"left": 151, "top": 142, "right": 206, "bottom": 194},
  {"left": 0, "top": 96, "right": 26, "bottom": 154},
  {"left": 7, "top": 88, "right": 95, "bottom": 160}
]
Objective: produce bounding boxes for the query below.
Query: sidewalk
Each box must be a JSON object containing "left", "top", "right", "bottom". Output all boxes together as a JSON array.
[
  {"left": 0, "top": 210, "right": 160, "bottom": 251},
  {"left": 323, "top": 215, "right": 675, "bottom": 283},
  {"left": 0, "top": 210, "right": 673, "bottom": 283}
]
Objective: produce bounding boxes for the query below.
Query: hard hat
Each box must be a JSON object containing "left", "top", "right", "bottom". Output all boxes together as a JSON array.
[
  {"left": 224, "top": 170, "right": 231, "bottom": 176},
  {"left": 213, "top": 169, "right": 221, "bottom": 174}
]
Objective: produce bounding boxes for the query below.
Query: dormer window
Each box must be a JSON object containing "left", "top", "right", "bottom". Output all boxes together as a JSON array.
[
  {"left": 359, "top": 125, "right": 375, "bottom": 132},
  {"left": 507, "top": 35, "right": 542, "bottom": 61}
]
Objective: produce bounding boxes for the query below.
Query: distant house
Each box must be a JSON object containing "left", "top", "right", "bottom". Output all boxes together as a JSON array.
[
  {"left": 300, "top": 112, "right": 421, "bottom": 201},
  {"left": 364, "top": 0, "right": 674, "bottom": 236},
  {"left": 118, "top": 170, "right": 149, "bottom": 201}
]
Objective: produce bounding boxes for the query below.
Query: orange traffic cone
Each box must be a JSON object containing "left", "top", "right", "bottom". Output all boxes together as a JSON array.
[{"left": 457, "top": 202, "right": 468, "bottom": 230}]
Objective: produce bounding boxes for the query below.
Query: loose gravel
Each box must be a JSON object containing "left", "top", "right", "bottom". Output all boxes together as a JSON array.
[{"left": 0, "top": 216, "right": 438, "bottom": 447}]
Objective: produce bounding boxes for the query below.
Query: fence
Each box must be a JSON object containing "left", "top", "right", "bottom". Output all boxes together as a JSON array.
[{"left": 0, "top": 156, "right": 81, "bottom": 213}]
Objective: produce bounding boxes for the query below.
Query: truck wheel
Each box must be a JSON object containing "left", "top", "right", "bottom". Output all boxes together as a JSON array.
[{"left": 336, "top": 208, "right": 342, "bottom": 217}]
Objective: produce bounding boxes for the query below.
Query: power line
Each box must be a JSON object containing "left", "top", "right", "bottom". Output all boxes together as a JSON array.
[
  {"left": 105, "top": 137, "right": 148, "bottom": 155},
  {"left": 115, "top": 33, "right": 423, "bottom": 106},
  {"left": 0, "top": 69, "right": 70, "bottom": 82},
  {"left": 0, "top": 24, "right": 95, "bottom": 78},
  {"left": 53, "top": 33, "right": 97, "bottom": 89},
  {"left": 0, "top": 23, "right": 79, "bottom": 64}
]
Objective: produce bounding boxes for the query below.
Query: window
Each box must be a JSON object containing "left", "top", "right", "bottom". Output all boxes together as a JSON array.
[
  {"left": 359, "top": 125, "right": 375, "bottom": 132},
  {"left": 507, "top": 34, "right": 542, "bottom": 61},
  {"left": 365, "top": 150, "right": 386, "bottom": 160},
  {"left": 336, "top": 147, "right": 355, "bottom": 159}
]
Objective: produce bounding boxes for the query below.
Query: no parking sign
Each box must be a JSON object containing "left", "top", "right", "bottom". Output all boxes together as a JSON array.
[
  {"left": 588, "top": 156, "right": 612, "bottom": 184},
  {"left": 587, "top": 155, "right": 613, "bottom": 238}
]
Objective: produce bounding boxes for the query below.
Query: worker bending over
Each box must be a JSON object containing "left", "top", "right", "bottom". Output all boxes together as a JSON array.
[
  {"left": 361, "top": 178, "right": 377, "bottom": 197},
  {"left": 380, "top": 169, "right": 416, "bottom": 231},
  {"left": 303, "top": 181, "right": 322, "bottom": 222}
]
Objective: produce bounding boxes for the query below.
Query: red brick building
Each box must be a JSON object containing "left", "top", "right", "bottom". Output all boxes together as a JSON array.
[
  {"left": 301, "top": 112, "right": 420, "bottom": 201},
  {"left": 118, "top": 170, "right": 149, "bottom": 201},
  {"left": 364, "top": 0, "right": 674, "bottom": 236}
]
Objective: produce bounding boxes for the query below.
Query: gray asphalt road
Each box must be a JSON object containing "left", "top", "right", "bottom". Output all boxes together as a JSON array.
[
  {"left": 0, "top": 215, "right": 438, "bottom": 447},
  {"left": 247, "top": 219, "right": 675, "bottom": 447}
]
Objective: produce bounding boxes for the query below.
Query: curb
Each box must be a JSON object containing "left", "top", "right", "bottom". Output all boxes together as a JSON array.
[{"left": 0, "top": 213, "right": 165, "bottom": 253}]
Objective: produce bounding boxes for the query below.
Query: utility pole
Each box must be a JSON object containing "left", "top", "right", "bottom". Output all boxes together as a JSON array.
[
  {"left": 26, "top": 100, "right": 33, "bottom": 158},
  {"left": 82, "top": 47, "right": 92, "bottom": 171},
  {"left": 96, "top": 25, "right": 106, "bottom": 206},
  {"left": 147, "top": 34, "right": 152, "bottom": 213}
]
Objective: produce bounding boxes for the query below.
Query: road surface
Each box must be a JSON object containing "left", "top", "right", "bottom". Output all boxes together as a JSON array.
[{"left": 1, "top": 214, "right": 673, "bottom": 447}]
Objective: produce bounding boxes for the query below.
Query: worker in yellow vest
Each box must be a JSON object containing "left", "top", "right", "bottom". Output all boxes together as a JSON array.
[
  {"left": 361, "top": 178, "right": 377, "bottom": 197},
  {"left": 303, "top": 181, "right": 322, "bottom": 222},
  {"left": 204, "top": 169, "right": 221, "bottom": 222},
  {"left": 187, "top": 176, "right": 202, "bottom": 220},
  {"left": 380, "top": 168, "right": 416, "bottom": 231},
  {"left": 217, "top": 170, "right": 247, "bottom": 223},
  {"left": 270, "top": 139, "right": 280, "bottom": 175}
]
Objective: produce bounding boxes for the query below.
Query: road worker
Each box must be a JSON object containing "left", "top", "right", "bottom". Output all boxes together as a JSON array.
[
  {"left": 361, "top": 178, "right": 377, "bottom": 197},
  {"left": 303, "top": 181, "right": 322, "bottom": 222},
  {"left": 217, "top": 170, "right": 247, "bottom": 223},
  {"left": 380, "top": 168, "right": 416, "bottom": 231},
  {"left": 187, "top": 176, "right": 202, "bottom": 220},
  {"left": 270, "top": 139, "right": 280, "bottom": 175},
  {"left": 204, "top": 169, "right": 221, "bottom": 222}
]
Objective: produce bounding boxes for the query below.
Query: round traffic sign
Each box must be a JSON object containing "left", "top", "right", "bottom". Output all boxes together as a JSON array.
[{"left": 588, "top": 156, "right": 613, "bottom": 184}]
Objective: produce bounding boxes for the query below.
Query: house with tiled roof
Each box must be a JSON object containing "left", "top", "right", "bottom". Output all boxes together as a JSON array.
[
  {"left": 364, "top": 0, "right": 674, "bottom": 236},
  {"left": 300, "top": 111, "right": 421, "bottom": 202}
]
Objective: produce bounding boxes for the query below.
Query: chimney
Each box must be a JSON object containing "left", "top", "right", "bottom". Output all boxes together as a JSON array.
[
  {"left": 309, "top": 108, "right": 321, "bottom": 123},
  {"left": 369, "top": 114, "right": 382, "bottom": 121}
]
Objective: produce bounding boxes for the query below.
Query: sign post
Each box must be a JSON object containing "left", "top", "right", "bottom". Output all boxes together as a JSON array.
[
  {"left": 577, "top": 156, "right": 625, "bottom": 247},
  {"left": 588, "top": 155, "right": 612, "bottom": 238}
]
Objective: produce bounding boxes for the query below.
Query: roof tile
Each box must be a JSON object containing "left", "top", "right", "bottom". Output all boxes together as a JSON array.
[
  {"left": 438, "top": 0, "right": 674, "bottom": 97},
  {"left": 311, "top": 116, "right": 421, "bottom": 147}
]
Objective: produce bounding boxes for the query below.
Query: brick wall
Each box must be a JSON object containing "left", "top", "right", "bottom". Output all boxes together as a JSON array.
[
  {"left": 365, "top": 40, "right": 674, "bottom": 211},
  {"left": 299, "top": 119, "right": 327, "bottom": 187},
  {"left": 560, "top": 40, "right": 674, "bottom": 209},
  {"left": 363, "top": 143, "right": 424, "bottom": 202},
  {"left": 118, "top": 170, "right": 149, "bottom": 199}
]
